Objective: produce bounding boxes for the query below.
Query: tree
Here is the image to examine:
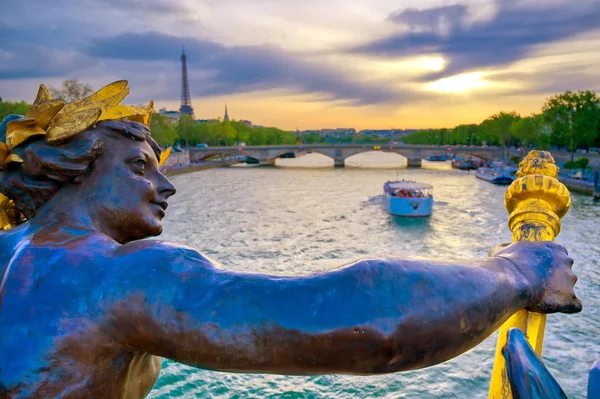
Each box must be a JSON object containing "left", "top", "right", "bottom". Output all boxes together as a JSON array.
[
  {"left": 480, "top": 111, "right": 520, "bottom": 158},
  {"left": 510, "top": 114, "right": 548, "bottom": 149},
  {"left": 542, "top": 90, "right": 600, "bottom": 161},
  {"left": 0, "top": 101, "right": 30, "bottom": 121},
  {"left": 175, "top": 114, "right": 195, "bottom": 148},
  {"left": 221, "top": 121, "right": 237, "bottom": 146},
  {"left": 48, "top": 79, "right": 94, "bottom": 102},
  {"left": 196, "top": 122, "right": 216, "bottom": 145},
  {"left": 150, "top": 113, "right": 178, "bottom": 146}
]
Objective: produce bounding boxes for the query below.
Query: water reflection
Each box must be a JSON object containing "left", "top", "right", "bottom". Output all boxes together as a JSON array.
[{"left": 389, "top": 214, "right": 433, "bottom": 231}]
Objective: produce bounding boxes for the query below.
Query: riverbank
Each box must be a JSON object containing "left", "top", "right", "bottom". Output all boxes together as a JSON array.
[
  {"left": 557, "top": 170, "right": 599, "bottom": 198},
  {"left": 559, "top": 176, "right": 594, "bottom": 194}
]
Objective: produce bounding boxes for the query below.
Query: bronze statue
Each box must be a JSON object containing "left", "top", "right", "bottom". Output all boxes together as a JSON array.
[
  {"left": 503, "top": 327, "right": 600, "bottom": 398},
  {"left": 0, "top": 82, "right": 581, "bottom": 398}
]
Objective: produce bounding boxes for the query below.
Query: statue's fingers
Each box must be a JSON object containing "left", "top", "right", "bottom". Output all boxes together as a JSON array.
[
  {"left": 563, "top": 295, "right": 582, "bottom": 314},
  {"left": 488, "top": 243, "right": 511, "bottom": 257}
]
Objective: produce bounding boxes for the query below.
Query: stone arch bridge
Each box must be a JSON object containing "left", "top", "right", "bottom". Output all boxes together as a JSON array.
[{"left": 189, "top": 144, "right": 504, "bottom": 167}]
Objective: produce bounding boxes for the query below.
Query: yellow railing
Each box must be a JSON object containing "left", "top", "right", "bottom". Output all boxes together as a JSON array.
[{"left": 488, "top": 150, "right": 571, "bottom": 398}]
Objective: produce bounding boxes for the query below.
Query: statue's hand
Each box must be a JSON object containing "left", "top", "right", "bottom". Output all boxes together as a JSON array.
[{"left": 490, "top": 241, "right": 582, "bottom": 314}]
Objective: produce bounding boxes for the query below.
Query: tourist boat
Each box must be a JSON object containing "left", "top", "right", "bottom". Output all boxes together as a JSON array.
[
  {"left": 475, "top": 162, "right": 517, "bottom": 185},
  {"left": 383, "top": 180, "right": 433, "bottom": 217}
]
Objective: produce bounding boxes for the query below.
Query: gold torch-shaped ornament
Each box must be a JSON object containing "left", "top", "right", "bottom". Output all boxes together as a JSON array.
[{"left": 488, "top": 150, "right": 571, "bottom": 398}]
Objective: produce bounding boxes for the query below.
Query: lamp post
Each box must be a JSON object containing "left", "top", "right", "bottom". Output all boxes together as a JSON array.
[{"left": 569, "top": 106, "right": 576, "bottom": 162}]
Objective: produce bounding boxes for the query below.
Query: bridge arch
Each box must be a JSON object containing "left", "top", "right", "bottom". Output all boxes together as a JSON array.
[
  {"left": 189, "top": 145, "right": 504, "bottom": 168},
  {"left": 345, "top": 150, "right": 408, "bottom": 167}
]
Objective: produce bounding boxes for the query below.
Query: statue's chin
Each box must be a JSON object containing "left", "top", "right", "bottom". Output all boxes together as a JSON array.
[
  {"left": 120, "top": 224, "right": 163, "bottom": 243},
  {"left": 149, "top": 225, "right": 163, "bottom": 237}
]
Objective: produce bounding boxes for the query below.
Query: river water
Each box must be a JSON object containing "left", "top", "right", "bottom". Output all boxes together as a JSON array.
[{"left": 150, "top": 152, "right": 600, "bottom": 399}]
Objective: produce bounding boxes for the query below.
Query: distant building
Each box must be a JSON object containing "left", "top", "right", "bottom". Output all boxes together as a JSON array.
[
  {"left": 158, "top": 108, "right": 180, "bottom": 122},
  {"left": 359, "top": 129, "right": 417, "bottom": 137},
  {"left": 240, "top": 120, "right": 252, "bottom": 127},
  {"left": 300, "top": 128, "right": 355, "bottom": 137},
  {"left": 223, "top": 105, "right": 230, "bottom": 122}
]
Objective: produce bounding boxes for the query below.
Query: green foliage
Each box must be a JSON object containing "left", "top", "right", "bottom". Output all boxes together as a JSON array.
[
  {"left": 0, "top": 101, "right": 30, "bottom": 121},
  {"left": 510, "top": 114, "right": 549, "bottom": 150},
  {"left": 542, "top": 90, "right": 600, "bottom": 158},
  {"left": 402, "top": 90, "right": 600, "bottom": 155},
  {"left": 175, "top": 114, "right": 196, "bottom": 147},
  {"left": 150, "top": 113, "right": 178, "bottom": 146},
  {"left": 564, "top": 157, "right": 590, "bottom": 170},
  {"left": 299, "top": 132, "right": 324, "bottom": 144},
  {"left": 480, "top": 111, "right": 521, "bottom": 155},
  {"left": 171, "top": 117, "right": 296, "bottom": 147}
]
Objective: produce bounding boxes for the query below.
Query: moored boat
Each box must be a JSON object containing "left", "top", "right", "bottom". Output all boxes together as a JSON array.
[
  {"left": 475, "top": 162, "right": 517, "bottom": 185},
  {"left": 428, "top": 154, "right": 448, "bottom": 161},
  {"left": 383, "top": 180, "right": 433, "bottom": 217},
  {"left": 452, "top": 157, "right": 483, "bottom": 170}
]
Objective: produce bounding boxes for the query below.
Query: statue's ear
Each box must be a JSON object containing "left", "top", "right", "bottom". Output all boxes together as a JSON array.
[
  {"left": 589, "top": 361, "right": 600, "bottom": 399},
  {"left": 502, "top": 328, "right": 568, "bottom": 399}
]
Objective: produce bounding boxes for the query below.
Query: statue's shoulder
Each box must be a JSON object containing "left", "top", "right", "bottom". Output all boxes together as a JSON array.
[{"left": 114, "top": 239, "right": 219, "bottom": 271}]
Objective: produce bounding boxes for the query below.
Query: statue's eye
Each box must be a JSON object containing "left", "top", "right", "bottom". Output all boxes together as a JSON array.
[{"left": 133, "top": 159, "right": 146, "bottom": 174}]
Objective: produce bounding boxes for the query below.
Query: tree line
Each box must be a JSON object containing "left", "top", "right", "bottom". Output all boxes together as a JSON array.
[
  {"left": 1, "top": 80, "right": 598, "bottom": 161},
  {"left": 402, "top": 90, "right": 600, "bottom": 161},
  {"left": 151, "top": 114, "right": 298, "bottom": 147}
]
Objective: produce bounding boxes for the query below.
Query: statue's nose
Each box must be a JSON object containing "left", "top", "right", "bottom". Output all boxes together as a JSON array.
[{"left": 158, "top": 175, "right": 176, "bottom": 199}]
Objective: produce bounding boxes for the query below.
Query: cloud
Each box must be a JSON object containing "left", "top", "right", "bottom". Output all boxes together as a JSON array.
[
  {"left": 87, "top": 31, "right": 406, "bottom": 104},
  {"left": 93, "top": 0, "right": 191, "bottom": 15},
  {"left": 493, "top": 66, "right": 600, "bottom": 96},
  {"left": 388, "top": 5, "right": 468, "bottom": 37},
  {"left": 0, "top": 42, "right": 96, "bottom": 80},
  {"left": 351, "top": 1, "right": 600, "bottom": 80}
]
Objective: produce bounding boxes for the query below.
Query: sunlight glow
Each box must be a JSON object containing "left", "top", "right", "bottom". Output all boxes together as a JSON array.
[
  {"left": 426, "top": 72, "right": 490, "bottom": 93},
  {"left": 417, "top": 56, "right": 446, "bottom": 72}
]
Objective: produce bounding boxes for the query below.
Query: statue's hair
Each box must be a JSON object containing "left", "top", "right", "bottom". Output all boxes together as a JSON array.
[{"left": 0, "top": 119, "right": 161, "bottom": 221}]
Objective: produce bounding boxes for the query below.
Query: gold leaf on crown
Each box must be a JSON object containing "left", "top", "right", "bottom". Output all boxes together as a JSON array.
[{"left": 1, "top": 80, "right": 169, "bottom": 167}]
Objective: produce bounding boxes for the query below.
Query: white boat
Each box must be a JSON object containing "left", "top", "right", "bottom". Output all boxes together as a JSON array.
[
  {"left": 475, "top": 162, "right": 517, "bottom": 185},
  {"left": 383, "top": 180, "right": 433, "bottom": 217}
]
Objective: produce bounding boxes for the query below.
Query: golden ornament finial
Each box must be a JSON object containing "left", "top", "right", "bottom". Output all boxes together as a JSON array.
[
  {"left": 505, "top": 151, "right": 570, "bottom": 241},
  {"left": 488, "top": 150, "right": 572, "bottom": 398}
]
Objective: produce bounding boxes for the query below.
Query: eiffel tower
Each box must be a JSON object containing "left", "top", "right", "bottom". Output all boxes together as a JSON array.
[{"left": 179, "top": 46, "right": 195, "bottom": 119}]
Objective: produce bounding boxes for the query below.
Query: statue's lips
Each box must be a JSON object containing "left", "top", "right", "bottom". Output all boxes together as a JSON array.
[{"left": 150, "top": 201, "right": 168, "bottom": 214}]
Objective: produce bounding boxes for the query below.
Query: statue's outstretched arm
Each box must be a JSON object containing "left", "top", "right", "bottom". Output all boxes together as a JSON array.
[{"left": 112, "top": 240, "right": 579, "bottom": 375}]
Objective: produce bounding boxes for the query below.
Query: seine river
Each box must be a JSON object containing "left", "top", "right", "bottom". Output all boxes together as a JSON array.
[{"left": 151, "top": 152, "right": 599, "bottom": 399}]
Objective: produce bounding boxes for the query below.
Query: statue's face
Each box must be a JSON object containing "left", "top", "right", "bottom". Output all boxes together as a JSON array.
[{"left": 81, "top": 131, "right": 176, "bottom": 243}]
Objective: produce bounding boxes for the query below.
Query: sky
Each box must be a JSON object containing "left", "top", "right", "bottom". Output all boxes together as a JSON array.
[{"left": 1, "top": 0, "right": 599, "bottom": 130}]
